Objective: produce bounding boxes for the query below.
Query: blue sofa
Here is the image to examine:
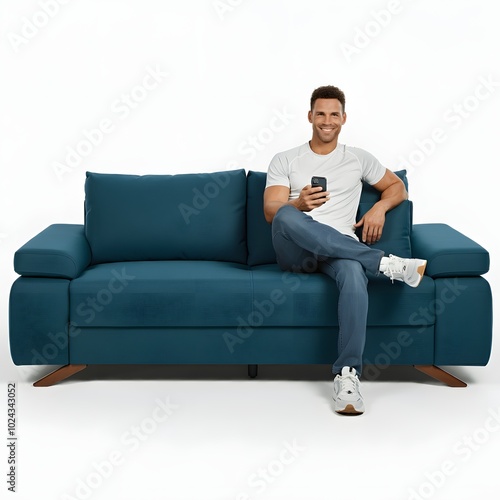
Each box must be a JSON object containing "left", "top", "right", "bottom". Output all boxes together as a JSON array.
[{"left": 9, "top": 169, "right": 492, "bottom": 386}]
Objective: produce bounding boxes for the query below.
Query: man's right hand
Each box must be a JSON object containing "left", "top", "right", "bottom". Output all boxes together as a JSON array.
[
  {"left": 294, "top": 185, "right": 330, "bottom": 212},
  {"left": 263, "top": 184, "right": 330, "bottom": 223}
]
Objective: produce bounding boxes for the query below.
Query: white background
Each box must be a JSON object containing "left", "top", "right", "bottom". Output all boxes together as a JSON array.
[{"left": 0, "top": 1, "right": 499, "bottom": 499}]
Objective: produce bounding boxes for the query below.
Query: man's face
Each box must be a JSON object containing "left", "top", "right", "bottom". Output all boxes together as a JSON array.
[{"left": 308, "top": 98, "right": 346, "bottom": 144}]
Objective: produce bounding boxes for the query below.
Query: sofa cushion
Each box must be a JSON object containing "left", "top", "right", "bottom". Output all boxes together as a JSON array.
[
  {"left": 69, "top": 261, "right": 254, "bottom": 327},
  {"left": 69, "top": 261, "right": 435, "bottom": 329},
  {"left": 85, "top": 170, "right": 247, "bottom": 265},
  {"left": 247, "top": 171, "right": 277, "bottom": 265},
  {"left": 359, "top": 169, "right": 409, "bottom": 204},
  {"left": 356, "top": 200, "right": 412, "bottom": 258},
  {"left": 356, "top": 169, "right": 412, "bottom": 258},
  {"left": 249, "top": 264, "right": 435, "bottom": 327},
  {"left": 246, "top": 169, "right": 411, "bottom": 265}
]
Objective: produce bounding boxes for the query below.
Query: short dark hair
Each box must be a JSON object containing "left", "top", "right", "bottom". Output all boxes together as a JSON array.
[{"left": 310, "top": 85, "right": 346, "bottom": 113}]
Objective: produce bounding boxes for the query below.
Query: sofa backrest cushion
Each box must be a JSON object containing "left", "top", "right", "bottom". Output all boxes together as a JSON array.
[
  {"left": 85, "top": 170, "right": 248, "bottom": 265},
  {"left": 246, "top": 169, "right": 412, "bottom": 265},
  {"left": 356, "top": 200, "right": 412, "bottom": 258},
  {"left": 356, "top": 169, "right": 412, "bottom": 258},
  {"left": 359, "top": 169, "right": 409, "bottom": 203},
  {"left": 247, "top": 171, "right": 277, "bottom": 266}
]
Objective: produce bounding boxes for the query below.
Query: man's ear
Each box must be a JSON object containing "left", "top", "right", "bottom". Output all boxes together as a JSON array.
[
  {"left": 342, "top": 113, "right": 347, "bottom": 125},
  {"left": 308, "top": 110, "right": 312, "bottom": 123}
]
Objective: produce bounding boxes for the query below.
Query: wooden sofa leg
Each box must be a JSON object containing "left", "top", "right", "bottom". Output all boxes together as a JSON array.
[
  {"left": 414, "top": 365, "right": 467, "bottom": 387},
  {"left": 248, "top": 364, "right": 258, "bottom": 379},
  {"left": 33, "top": 364, "right": 87, "bottom": 387}
]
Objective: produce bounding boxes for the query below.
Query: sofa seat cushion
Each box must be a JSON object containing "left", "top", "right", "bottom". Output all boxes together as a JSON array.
[
  {"left": 249, "top": 264, "right": 435, "bottom": 327},
  {"left": 69, "top": 261, "right": 435, "bottom": 329},
  {"left": 70, "top": 261, "right": 253, "bottom": 328}
]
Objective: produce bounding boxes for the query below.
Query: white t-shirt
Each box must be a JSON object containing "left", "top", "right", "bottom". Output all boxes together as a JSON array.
[{"left": 266, "top": 142, "right": 386, "bottom": 239}]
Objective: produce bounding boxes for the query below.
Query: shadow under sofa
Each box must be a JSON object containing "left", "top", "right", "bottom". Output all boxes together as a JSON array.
[{"left": 9, "top": 169, "right": 492, "bottom": 387}]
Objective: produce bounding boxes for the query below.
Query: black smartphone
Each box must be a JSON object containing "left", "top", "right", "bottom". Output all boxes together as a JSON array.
[{"left": 311, "top": 176, "right": 327, "bottom": 192}]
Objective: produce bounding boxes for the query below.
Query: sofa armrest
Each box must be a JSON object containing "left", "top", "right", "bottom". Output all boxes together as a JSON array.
[
  {"left": 14, "top": 224, "right": 91, "bottom": 279},
  {"left": 411, "top": 223, "right": 489, "bottom": 277}
]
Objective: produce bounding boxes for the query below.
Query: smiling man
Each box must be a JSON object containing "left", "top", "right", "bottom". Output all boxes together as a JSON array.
[{"left": 264, "top": 85, "right": 427, "bottom": 415}]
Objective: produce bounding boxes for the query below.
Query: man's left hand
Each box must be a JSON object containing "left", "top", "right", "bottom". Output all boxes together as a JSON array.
[{"left": 354, "top": 206, "right": 386, "bottom": 245}]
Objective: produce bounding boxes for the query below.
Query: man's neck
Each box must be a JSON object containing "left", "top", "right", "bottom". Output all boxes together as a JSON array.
[{"left": 309, "top": 138, "right": 338, "bottom": 155}]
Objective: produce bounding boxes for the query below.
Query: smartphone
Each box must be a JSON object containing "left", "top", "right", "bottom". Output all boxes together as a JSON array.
[{"left": 311, "top": 176, "right": 327, "bottom": 192}]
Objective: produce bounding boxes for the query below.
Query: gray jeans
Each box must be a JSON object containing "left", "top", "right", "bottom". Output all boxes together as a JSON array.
[{"left": 271, "top": 205, "right": 384, "bottom": 376}]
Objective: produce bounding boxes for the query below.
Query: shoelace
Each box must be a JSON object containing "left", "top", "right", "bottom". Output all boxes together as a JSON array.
[
  {"left": 385, "top": 254, "right": 404, "bottom": 283},
  {"left": 340, "top": 374, "right": 358, "bottom": 395}
]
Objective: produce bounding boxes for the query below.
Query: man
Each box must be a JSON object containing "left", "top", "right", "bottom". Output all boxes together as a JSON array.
[{"left": 264, "top": 85, "right": 426, "bottom": 416}]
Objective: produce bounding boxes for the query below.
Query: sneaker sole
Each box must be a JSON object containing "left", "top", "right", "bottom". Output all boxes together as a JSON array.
[
  {"left": 335, "top": 404, "right": 364, "bottom": 416},
  {"left": 408, "top": 260, "right": 427, "bottom": 288}
]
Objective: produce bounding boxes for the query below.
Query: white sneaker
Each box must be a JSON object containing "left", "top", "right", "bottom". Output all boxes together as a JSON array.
[
  {"left": 333, "top": 367, "right": 365, "bottom": 415},
  {"left": 380, "top": 254, "right": 427, "bottom": 288}
]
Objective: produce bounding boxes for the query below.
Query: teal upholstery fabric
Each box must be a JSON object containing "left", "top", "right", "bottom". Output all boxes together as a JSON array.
[
  {"left": 14, "top": 224, "right": 91, "bottom": 279},
  {"left": 246, "top": 169, "right": 411, "bottom": 265},
  {"left": 249, "top": 264, "right": 435, "bottom": 327},
  {"left": 8, "top": 168, "right": 493, "bottom": 371},
  {"left": 9, "top": 277, "right": 70, "bottom": 365},
  {"left": 356, "top": 200, "right": 412, "bottom": 258},
  {"left": 69, "top": 326, "right": 434, "bottom": 365},
  {"left": 85, "top": 170, "right": 248, "bottom": 265},
  {"left": 434, "top": 277, "right": 492, "bottom": 365},
  {"left": 70, "top": 261, "right": 253, "bottom": 327},
  {"left": 69, "top": 259, "right": 435, "bottom": 329},
  {"left": 411, "top": 224, "right": 490, "bottom": 277},
  {"left": 356, "top": 169, "right": 412, "bottom": 258},
  {"left": 246, "top": 171, "right": 276, "bottom": 265},
  {"left": 359, "top": 169, "right": 408, "bottom": 203}
]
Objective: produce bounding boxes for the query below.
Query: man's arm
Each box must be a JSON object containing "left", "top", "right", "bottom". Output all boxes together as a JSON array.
[
  {"left": 353, "top": 169, "right": 408, "bottom": 244},
  {"left": 264, "top": 185, "right": 330, "bottom": 223}
]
